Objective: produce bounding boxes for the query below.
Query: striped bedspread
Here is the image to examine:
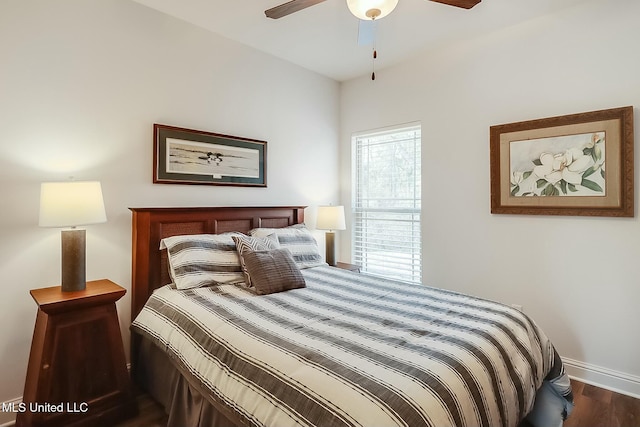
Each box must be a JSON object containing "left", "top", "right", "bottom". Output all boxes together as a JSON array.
[{"left": 132, "top": 266, "right": 569, "bottom": 427}]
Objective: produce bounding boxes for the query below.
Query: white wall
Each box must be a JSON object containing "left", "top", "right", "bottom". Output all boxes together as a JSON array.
[
  {"left": 341, "top": 0, "right": 640, "bottom": 395},
  {"left": 0, "top": 0, "right": 340, "bottom": 418}
]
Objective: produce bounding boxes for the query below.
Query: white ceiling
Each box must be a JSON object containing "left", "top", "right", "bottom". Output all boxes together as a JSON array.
[{"left": 132, "top": 0, "right": 589, "bottom": 82}]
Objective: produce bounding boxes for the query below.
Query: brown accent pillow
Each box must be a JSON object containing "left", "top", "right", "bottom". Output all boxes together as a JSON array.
[{"left": 241, "top": 248, "right": 306, "bottom": 295}]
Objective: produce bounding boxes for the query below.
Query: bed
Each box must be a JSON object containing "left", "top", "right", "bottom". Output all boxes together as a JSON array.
[{"left": 129, "top": 206, "right": 573, "bottom": 427}]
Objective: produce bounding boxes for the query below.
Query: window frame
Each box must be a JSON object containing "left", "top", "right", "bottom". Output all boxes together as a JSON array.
[{"left": 351, "top": 122, "right": 422, "bottom": 284}]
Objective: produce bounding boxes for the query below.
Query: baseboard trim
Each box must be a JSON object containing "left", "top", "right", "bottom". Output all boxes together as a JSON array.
[
  {"left": 562, "top": 356, "right": 640, "bottom": 399},
  {"left": 0, "top": 396, "right": 20, "bottom": 427}
]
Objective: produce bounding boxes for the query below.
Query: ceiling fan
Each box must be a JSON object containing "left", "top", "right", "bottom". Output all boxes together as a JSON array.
[
  {"left": 265, "top": 0, "right": 481, "bottom": 80},
  {"left": 265, "top": 0, "right": 481, "bottom": 20}
]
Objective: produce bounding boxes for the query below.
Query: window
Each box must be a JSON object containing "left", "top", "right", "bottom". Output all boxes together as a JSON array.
[{"left": 352, "top": 124, "right": 421, "bottom": 284}]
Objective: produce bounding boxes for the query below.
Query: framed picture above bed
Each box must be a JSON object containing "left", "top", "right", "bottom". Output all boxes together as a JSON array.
[
  {"left": 153, "top": 124, "right": 267, "bottom": 187},
  {"left": 490, "top": 106, "right": 634, "bottom": 217}
]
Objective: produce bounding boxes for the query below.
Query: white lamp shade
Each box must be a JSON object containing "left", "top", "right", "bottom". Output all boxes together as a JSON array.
[
  {"left": 316, "top": 205, "right": 346, "bottom": 231},
  {"left": 39, "top": 181, "right": 107, "bottom": 227},
  {"left": 346, "top": 0, "right": 398, "bottom": 20}
]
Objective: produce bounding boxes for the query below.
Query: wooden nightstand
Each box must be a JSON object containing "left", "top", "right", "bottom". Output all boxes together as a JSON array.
[
  {"left": 17, "top": 279, "right": 137, "bottom": 427},
  {"left": 335, "top": 262, "right": 361, "bottom": 273}
]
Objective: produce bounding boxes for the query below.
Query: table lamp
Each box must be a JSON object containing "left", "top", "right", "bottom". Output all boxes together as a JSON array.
[
  {"left": 39, "top": 181, "right": 107, "bottom": 292},
  {"left": 316, "top": 205, "right": 346, "bottom": 266}
]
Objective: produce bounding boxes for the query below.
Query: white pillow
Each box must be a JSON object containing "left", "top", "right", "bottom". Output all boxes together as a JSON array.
[
  {"left": 160, "top": 233, "right": 245, "bottom": 290},
  {"left": 250, "top": 226, "right": 326, "bottom": 269}
]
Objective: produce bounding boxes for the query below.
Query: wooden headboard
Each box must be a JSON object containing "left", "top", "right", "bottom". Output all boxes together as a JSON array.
[{"left": 129, "top": 206, "right": 306, "bottom": 321}]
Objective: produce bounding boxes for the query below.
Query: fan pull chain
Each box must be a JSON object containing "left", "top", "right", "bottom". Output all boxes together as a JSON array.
[
  {"left": 372, "top": 48, "right": 377, "bottom": 80},
  {"left": 371, "top": 20, "right": 377, "bottom": 81}
]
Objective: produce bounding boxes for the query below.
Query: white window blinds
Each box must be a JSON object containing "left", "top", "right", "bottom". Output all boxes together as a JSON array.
[{"left": 352, "top": 124, "right": 421, "bottom": 284}]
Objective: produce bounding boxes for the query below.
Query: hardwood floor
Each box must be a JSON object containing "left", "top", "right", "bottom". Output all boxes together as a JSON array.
[
  {"left": 565, "top": 379, "right": 640, "bottom": 427},
  {"left": 114, "top": 391, "right": 167, "bottom": 427},
  {"left": 117, "top": 379, "right": 640, "bottom": 427}
]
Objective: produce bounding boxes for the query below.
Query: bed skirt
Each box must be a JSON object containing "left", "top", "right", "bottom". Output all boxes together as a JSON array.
[{"left": 135, "top": 337, "right": 239, "bottom": 427}]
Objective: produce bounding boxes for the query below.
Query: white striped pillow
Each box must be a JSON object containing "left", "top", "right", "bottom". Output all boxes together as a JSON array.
[
  {"left": 160, "top": 233, "right": 245, "bottom": 290},
  {"left": 249, "top": 226, "right": 326, "bottom": 269}
]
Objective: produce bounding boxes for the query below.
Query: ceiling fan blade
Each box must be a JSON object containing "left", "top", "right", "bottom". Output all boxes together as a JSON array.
[
  {"left": 429, "top": 0, "right": 481, "bottom": 9},
  {"left": 265, "top": 0, "right": 327, "bottom": 19}
]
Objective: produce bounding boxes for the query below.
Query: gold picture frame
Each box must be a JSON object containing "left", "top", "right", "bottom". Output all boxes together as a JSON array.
[{"left": 490, "top": 106, "right": 634, "bottom": 217}]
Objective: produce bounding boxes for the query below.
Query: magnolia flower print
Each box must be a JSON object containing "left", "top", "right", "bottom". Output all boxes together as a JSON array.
[{"left": 511, "top": 132, "right": 605, "bottom": 197}]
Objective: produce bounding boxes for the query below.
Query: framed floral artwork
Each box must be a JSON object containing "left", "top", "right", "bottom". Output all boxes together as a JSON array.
[{"left": 490, "top": 106, "right": 634, "bottom": 217}]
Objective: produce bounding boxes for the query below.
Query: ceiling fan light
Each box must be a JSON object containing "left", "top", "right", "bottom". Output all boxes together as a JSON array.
[{"left": 346, "top": 0, "right": 399, "bottom": 20}]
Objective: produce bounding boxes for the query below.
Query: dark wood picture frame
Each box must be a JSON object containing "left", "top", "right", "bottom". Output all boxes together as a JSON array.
[
  {"left": 154, "top": 124, "right": 267, "bottom": 187},
  {"left": 490, "top": 106, "right": 634, "bottom": 217}
]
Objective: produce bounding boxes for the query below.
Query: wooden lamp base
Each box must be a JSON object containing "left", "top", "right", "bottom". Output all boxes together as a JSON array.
[
  {"left": 325, "top": 231, "right": 336, "bottom": 266},
  {"left": 61, "top": 229, "right": 86, "bottom": 292}
]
